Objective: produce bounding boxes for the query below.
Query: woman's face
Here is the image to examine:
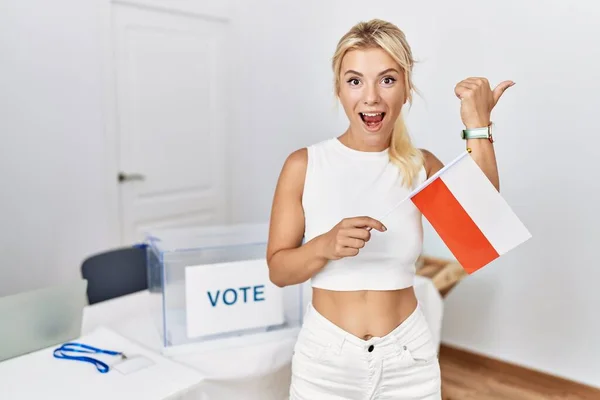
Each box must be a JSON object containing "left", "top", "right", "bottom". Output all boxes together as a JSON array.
[{"left": 338, "top": 47, "right": 406, "bottom": 148}]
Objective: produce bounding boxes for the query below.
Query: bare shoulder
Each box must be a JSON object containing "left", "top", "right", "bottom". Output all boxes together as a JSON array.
[
  {"left": 284, "top": 148, "right": 307, "bottom": 171},
  {"left": 420, "top": 148, "right": 444, "bottom": 178},
  {"left": 279, "top": 148, "right": 307, "bottom": 183},
  {"left": 275, "top": 147, "right": 308, "bottom": 194}
]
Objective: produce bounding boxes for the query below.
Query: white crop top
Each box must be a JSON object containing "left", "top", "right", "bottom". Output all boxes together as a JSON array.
[{"left": 302, "top": 138, "right": 427, "bottom": 291}]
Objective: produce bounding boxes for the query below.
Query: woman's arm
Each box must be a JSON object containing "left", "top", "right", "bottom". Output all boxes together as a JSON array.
[
  {"left": 453, "top": 76, "right": 514, "bottom": 191},
  {"left": 465, "top": 139, "right": 499, "bottom": 191},
  {"left": 266, "top": 149, "right": 328, "bottom": 287}
]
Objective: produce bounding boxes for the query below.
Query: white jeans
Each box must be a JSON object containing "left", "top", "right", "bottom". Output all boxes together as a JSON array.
[{"left": 289, "top": 302, "right": 441, "bottom": 400}]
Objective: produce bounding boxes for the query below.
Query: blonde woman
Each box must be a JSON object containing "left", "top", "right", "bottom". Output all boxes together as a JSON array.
[{"left": 267, "top": 19, "right": 512, "bottom": 399}]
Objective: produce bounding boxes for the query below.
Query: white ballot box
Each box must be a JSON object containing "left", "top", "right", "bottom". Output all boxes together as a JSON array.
[{"left": 145, "top": 223, "right": 303, "bottom": 354}]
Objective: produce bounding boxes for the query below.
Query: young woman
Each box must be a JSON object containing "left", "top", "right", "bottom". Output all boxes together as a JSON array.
[{"left": 266, "top": 18, "right": 512, "bottom": 400}]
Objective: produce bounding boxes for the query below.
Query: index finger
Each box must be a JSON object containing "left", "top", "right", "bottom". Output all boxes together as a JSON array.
[{"left": 344, "top": 216, "right": 386, "bottom": 232}]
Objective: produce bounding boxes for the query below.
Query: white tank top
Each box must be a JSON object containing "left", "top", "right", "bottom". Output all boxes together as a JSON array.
[{"left": 302, "top": 138, "right": 427, "bottom": 291}]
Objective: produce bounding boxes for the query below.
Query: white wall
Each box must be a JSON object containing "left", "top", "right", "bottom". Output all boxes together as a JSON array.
[
  {"left": 0, "top": 0, "right": 118, "bottom": 296},
  {"left": 229, "top": 0, "right": 600, "bottom": 388}
]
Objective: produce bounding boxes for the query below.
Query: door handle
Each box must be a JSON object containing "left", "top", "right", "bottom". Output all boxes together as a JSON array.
[{"left": 118, "top": 172, "right": 146, "bottom": 183}]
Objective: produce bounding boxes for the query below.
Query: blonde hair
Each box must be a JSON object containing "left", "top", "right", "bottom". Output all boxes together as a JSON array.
[{"left": 332, "top": 19, "right": 424, "bottom": 187}]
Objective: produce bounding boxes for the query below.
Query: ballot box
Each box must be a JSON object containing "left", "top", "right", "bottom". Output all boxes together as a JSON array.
[{"left": 145, "top": 223, "right": 303, "bottom": 353}]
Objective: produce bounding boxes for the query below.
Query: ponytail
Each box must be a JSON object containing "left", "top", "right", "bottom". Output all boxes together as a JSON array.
[{"left": 388, "top": 113, "right": 424, "bottom": 188}]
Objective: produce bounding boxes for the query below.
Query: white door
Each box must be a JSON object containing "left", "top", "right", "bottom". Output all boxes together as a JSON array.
[{"left": 111, "top": 1, "right": 232, "bottom": 243}]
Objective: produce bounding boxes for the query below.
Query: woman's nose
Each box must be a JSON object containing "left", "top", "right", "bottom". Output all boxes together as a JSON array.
[{"left": 363, "top": 85, "right": 381, "bottom": 105}]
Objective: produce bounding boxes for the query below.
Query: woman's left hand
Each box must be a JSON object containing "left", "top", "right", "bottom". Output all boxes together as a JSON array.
[{"left": 455, "top": 77, "right": 514, "bottom": 129}]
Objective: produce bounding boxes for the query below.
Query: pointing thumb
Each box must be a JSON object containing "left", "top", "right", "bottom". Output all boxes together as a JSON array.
[{"left": 493, "top": 80, "right": 515, "bottom": 104}]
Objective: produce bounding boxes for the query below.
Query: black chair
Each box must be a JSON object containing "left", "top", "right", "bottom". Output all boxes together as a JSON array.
[{"left": 81, "top": 246, "right": 148, "bottom": 305}]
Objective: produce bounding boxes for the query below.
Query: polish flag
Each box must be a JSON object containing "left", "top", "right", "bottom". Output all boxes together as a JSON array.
[{"left": 386, "top": 151, "right": 531, "bottom": 274}]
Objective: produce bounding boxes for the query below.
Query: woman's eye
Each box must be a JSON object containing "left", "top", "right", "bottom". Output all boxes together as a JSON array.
[
  {"left": 347, "top": 78, "right": 361, "bottom": 86},
  {"left": 382, "top": 77, "right": 396, "bottom": 85}
]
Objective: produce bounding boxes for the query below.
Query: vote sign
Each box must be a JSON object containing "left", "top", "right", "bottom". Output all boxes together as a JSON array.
[{"left": 184, "top": 258, "right": 284, "bottom": 338}]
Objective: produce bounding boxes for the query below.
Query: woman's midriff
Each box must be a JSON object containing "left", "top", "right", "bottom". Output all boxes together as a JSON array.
[{"left": 311, "top": 286, "right": 418, "bottom": 340}]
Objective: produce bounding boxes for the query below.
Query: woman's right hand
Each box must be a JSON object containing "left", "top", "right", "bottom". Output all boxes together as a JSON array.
[{"left": 318, "top": 217, "right": 387, "bottom": 260}]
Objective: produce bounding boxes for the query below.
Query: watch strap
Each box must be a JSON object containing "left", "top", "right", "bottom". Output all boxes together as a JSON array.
[{"left": 461, "top": 123, "right": 494, "bottom": 142}]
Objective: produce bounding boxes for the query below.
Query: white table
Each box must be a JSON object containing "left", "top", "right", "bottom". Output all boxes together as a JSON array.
[
  {"left": 80, "top": 276, "right": 444, "bottom": 400},
  {"left": 0, "top": 327, "right": 205, "bottom": 400}
]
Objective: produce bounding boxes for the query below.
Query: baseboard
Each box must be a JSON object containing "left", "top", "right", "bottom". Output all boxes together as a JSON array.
[{"left": 439, "top": 344, "right": 600, "bottom": 397}]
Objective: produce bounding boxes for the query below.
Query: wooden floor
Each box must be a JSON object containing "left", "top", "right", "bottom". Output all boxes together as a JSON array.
[{"left": 439, "top": 345, "right": 600, "bottom": 400}]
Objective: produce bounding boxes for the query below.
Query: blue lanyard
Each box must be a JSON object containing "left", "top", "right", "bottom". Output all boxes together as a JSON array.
[{"left": 53, "top": 342, "right": 125, "bottom": 373}]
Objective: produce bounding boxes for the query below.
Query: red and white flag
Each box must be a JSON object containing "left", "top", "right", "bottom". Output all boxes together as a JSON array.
[{"left": 386, "top": 151, "right": 531, "bottom": 274}]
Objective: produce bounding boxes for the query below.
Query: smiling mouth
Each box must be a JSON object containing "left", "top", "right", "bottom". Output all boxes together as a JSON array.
[{"left": 359, "top": 112, "right": 386, "bottom": 130}]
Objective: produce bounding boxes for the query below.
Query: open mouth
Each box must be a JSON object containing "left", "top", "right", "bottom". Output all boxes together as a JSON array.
[{"left": 359, "top": 112, "right": 386, "bottom": 131}]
